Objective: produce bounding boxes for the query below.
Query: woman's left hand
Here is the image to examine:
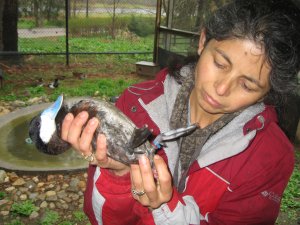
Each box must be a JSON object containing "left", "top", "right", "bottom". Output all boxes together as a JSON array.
[{"left": 130, "top": 154, "right": 173, "bottom": 209}]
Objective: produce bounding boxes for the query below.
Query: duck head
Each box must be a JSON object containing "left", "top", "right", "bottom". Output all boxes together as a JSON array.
[{"left": 29, "top": 95, "right": 70, "bottom": 155}]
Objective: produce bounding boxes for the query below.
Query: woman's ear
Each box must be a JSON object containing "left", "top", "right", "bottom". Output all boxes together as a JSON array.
[{"left": 198, "top": 29, "right": 206, "bottom": 55}]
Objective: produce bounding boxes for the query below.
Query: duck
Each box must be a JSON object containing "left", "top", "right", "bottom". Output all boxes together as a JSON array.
[
  {"left": 28, "top": 95, "right": 155, "bottom": 165},
  {"left": 48, "top": 78, "right": 59, "bottom": 89}
]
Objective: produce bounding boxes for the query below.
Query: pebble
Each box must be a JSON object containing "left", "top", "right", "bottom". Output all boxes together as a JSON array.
[
  {"left": 29, "top": 211, "right": 39, "bottom": 220},
  {"left": 0, "top": 211, "right": 10, "bottom": 216},
  {"left": 0, "top": 170, "right": 87, "bottom": 219},
  {"left": 20, "top": 194, "right": 28, "bottom": 201},
  {"left": 40, "top": 201, "right": 48, "bottom": 208},
  {"left": 12, "top": 178, "right": 25, "bottom": 186},
  {"left": 0, "top": 170, "right": 7, "bottom": 183},
  {"left": 0, "top": 97, "right": 49, "bottom": 116},
  {"left": 5, "top": 186, "right": 15, "bottom": 192}
]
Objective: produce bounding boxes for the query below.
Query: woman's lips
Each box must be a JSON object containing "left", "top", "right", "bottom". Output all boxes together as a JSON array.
[{"left": 203, "top": 91, "right": 222, "bottom": 108}]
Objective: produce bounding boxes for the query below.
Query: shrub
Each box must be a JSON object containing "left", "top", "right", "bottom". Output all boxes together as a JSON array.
[
  {"left": 10, "top": 200, "right": 37, "bottom": 217},
  {"left": 128, "top": 15, "right": 155, "bottom": 37},
  {"left": 73, "top": 210, "right": 88, "bottom": 222},
  {"left": 7, "top": 219, "right": 25, "bottom": 225},
  {"left": 0, "top": 191, "right": 7, "bottom": 200},
  {"left": 40, "top": 210, "right": 60, "bottom": 225}
]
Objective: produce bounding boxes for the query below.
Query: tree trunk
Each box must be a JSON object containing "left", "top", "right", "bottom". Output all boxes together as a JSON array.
[
  {"left": 3, "top": 0, "right": 18, "bottom": 51},
  {"left": 0, "top": 0, "right": 4, "bottom": 51},
  {"left": 33, "top": 0, "right": 43, "bottom": 27}
]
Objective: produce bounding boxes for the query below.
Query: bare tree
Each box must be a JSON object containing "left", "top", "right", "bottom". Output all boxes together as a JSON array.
[
  {"left": 0, "top": 0, "right": 4, "bottom": 51},
  {"left": 86, "top": 0, "right": 89, "bottom": 18},
  {"left": 3, "top": 0, "right": 18, "bottom": 51},
  {"left": 33, "top": 0, "right": 44, "bottom": 27},
  {"left": 104, "top": 0, "right": 121, "bottom": 39}
]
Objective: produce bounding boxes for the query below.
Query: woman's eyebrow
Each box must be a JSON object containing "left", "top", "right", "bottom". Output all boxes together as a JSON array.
[
  {"left": 215, "top": 48, "right": 232, "bottom": 66},
  {"left": 215, "top": 48, "right": 264, "bottom": 88}
]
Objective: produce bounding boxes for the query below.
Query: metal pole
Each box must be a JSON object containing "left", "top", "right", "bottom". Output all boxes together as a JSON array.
[
  {"left": 153, "top": 0, "right": 162, "bottom": 64},
  {"left": 166, "top": 0, "right": 174, "bottom": 51},
  {"left": 65, "top": 0, "right": 69, "bottom": 66},
  {"left": 86, "top": 0, "right": 89, "bottom": 18}
]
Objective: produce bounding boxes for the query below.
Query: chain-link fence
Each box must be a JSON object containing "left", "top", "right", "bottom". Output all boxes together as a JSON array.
[{"left": 0, "top": 0, "right": 157, "bottom": 65}]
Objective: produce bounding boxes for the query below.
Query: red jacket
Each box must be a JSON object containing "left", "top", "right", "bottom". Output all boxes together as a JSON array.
[{"left": 83, "top": 68, "right": 294, "bottom": 225}]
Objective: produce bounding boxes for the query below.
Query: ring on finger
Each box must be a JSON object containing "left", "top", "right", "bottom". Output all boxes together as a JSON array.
[
  {"left": 131, "top": 188, "right": 145, "bottom": 197},
  {"left": 82, "top": 152, "right": 95, "bottom": 163}
]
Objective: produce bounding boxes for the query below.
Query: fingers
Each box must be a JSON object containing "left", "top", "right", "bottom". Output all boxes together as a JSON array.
[
  {"left": 61, "top": 111, "right": 98, "bottom": 156},
  {"left": 61, "top": 111, "right": 130, "bottom": 174},
  {"left": 61, "top": 113, "right": 74, "bottom": 141},
  {"left": 94, "top": 134, "right": 109, "bottom": 165},
  {"left": 94, "top": 134, "right": 130, "bottom": 175},
  {"left": 153, "top": 155, "right": 172, "bottom": 197},
  {"left": 79, "top": 117, "right": 99, "bottom": 155},
  {"left": 131, "top": 155, "right": 172, "bottom": 209},
  {"left": 65, "top": 111, "right": 89, "bottom": 150},
  {"left": 138, "top": 156, "right": 157, "bottom": 198}
]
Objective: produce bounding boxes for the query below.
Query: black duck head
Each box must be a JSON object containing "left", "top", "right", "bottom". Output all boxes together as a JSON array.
[{"left": 29, "top": 95, "right": 70, "bottom": 155}]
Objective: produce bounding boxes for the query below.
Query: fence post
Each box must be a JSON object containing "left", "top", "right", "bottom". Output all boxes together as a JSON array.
[
  {"left": 153, "top": 0, "right": 161, "bottom": 64},
  {"left": 65, "top": 0, "right": 69, "bottom": 66}
]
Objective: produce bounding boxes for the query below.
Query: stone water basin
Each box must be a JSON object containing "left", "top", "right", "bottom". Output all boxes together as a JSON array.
[{"left": 0, "top": 102, "right": 88, "bottom": 173}]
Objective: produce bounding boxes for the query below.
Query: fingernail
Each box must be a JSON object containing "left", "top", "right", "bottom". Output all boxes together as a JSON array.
[
  {"left": 154, "top": 155, "right": 160, "bottom": 160},
  {"left": 79, "top": 111, "right": 88, "bottom": 118},
  {"left": 89, "top": 118, "right": 98, "bottom": 126},
  {"left": 139, "top": 155, "right": 147, "bottom": 166},
  {"left": 98, "top": 134, "right": 106, "bottom": 142},
  {"left": 65, "top": 113, "right": 73, "bottom": 121}
]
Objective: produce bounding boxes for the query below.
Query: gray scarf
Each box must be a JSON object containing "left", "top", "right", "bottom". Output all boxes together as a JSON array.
[{"left": 170, "top": 64, "right": 240, "bottom": 192}]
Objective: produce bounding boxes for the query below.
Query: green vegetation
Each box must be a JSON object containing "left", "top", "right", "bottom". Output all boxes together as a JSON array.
[
  {"left": 280, "top": 150, "right": 300, "bottom": 220},
  {"left": 0, "top": 75, "right": 142, "bottom": 102},
  {"left": 40, "top": 210, "right": 60, "bottom": 225},
  {"left": 73, "top": 210, "right": 88, "bottom": 222},
  {"left": 48, "top": 77, "right": 141, "bottom": 101},
  {"left": 18, "top": 34, "right": 153, "bottom": 53},
  {"left": 0, "top": 191, "right": 7, "bottom": 200},
  {"left": 128, "top": 15, "right": 155, "bottom": 37},
  {"left": 10, "top": 200, "right": 38, "bottom": 217},
  {"left": 35, "top": 209, "right": 89, "bottom": 225},
  {"left": 6, "top": 219, "right": 25, "bottom": 225},
  {"left": 69, "top": 15, "right": 154, "bottom": 37}
]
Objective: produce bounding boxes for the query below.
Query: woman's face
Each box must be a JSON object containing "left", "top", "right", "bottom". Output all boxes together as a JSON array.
[{"left": 192, "top": 35, "right": 271, "bottom": 118}]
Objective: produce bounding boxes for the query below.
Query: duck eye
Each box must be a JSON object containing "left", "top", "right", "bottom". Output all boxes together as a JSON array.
[{"left": 36, "top": 121, "right": 40, "bottom": 127}]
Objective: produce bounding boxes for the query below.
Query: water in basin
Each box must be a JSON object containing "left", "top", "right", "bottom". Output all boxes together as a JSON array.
[{"left": 0, "top": 109, "right": 88, "bottom": 172}]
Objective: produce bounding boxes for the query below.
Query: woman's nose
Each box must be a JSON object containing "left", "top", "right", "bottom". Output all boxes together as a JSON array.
[{"left": 214, "top": 78, "right": 232, "bottom": 96}]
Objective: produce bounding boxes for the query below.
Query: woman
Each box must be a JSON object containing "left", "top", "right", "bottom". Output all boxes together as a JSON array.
[{"left": 61, "top": 0, "right": 300, "bottom": 224}]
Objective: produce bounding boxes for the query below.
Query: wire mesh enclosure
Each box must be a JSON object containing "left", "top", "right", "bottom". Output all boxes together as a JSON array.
[
  {"left": 0, "top": 0, "right": 157, "bottom": 65},
  {"left": 156, "top": 0, "right": 232, "bottom": 67}
]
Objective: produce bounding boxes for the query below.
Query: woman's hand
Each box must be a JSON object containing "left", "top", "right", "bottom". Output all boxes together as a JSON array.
[
  {"left": 61, "top": 111, "right": 130, "bottom": 176},
  {"left": 130, "top": 154, "right": 173, "bottom": 209}
]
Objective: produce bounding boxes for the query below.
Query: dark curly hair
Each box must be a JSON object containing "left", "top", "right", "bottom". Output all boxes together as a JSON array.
[
  {"left": 205, "top": 0, "right": 300, "bottom": 105},
  {"left": 170, "top": 0, "right": 300, "bottom": 106}
]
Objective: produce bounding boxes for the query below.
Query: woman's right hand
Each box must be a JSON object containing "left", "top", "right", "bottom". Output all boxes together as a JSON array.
[{"left": 61, "top": 111, "right": 130, "bottom": 176}]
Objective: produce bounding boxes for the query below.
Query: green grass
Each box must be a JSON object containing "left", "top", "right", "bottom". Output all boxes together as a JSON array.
[
  {"left": 0, "top": 76, "right": 142, "bottom": 102},
  {"left": 280, "top": 149, "right": 300, "bottom": 220},
  {"left": 18, "top": 35, "right": 153, "bottom": 53},
  {"left": 10, "top": 200, "right": 38, "bottom": 217},
  {"left": 49, "top": 77, "right": 141, "bottom": 101},
  {"left": 40, "top": 210, "right": 60, "bottom": 225}
]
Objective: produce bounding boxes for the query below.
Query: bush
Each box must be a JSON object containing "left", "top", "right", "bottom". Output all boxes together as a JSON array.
[
  {"left": 69, "top": 15, "right": 155, "bottom": 38},
  {"left": 0, "top": 191, "right": 7, "bottom": 200},
  {"left": 10, "top": 200, "right": 37, "bottom": 217},
  {"left": 128, "top": 15, "right": 155, "bottom": 37},
  {"left": 69, "top": 16, "right": 128, "bottom": 37},
  {"left": 40, "top": 210, "right": 60, "bottom": 225},
  {"left": 7, "top": 219, "right": 25, "bottom": 225}
]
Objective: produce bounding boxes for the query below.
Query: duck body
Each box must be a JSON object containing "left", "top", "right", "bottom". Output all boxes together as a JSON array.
[{"left": 29, "top": 95, "right": 154, "bottom": 165}]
